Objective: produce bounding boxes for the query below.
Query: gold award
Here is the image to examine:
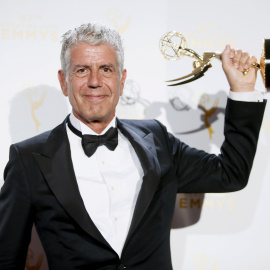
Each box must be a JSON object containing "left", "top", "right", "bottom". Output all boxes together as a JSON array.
[{"left": 160, "top": 31, "right": 270, "bottom": 92}]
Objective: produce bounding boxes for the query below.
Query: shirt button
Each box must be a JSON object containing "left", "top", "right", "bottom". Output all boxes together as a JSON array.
[
  {"left": 111, "top": 186, "right": 114, "bottom": 191},
  {"left": 114, "top": 217, "right": 118, "bottom": 221}
]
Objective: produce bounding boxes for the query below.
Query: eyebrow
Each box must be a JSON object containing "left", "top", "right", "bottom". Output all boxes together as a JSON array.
[
  {"left": 72, "top": 65, "right": 89, "bottom": 71},
  {"left": 72, "top": 64, "right": 116, "bottom": 71},
  {"left": 100, "top": 64, "right": 116, "bottom": 71}
]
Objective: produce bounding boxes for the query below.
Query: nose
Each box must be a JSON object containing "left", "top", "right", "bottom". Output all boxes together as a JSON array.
[{"left": 87, "top": 70, "right": 101, "bottom": 88}]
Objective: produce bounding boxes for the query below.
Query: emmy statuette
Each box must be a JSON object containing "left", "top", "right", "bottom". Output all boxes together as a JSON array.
[{"left": 160, "top": 31, "right": 270, "bottom": 92}]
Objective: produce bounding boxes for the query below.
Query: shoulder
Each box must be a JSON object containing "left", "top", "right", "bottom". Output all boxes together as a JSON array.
[
  {"left": 13, "top": 119, "right": 66, "bottom": 153},
  {"left": 14, "top": 130, "right": 52, "bottom": 150},
  {"left": 119, "top": 118, "right": 167, "bottom": 134}
]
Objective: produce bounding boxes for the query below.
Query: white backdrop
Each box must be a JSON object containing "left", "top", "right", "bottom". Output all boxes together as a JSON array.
[{"left": 0, "top": 0, "right": 270, "bottom": 269}]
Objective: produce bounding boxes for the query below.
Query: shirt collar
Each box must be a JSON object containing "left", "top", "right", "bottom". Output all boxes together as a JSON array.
[{"left": 69, "top": 112, "right": 116, "bottom": 136}]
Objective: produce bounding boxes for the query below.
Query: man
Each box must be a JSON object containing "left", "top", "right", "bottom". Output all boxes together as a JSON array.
[{"left": 0, "top": 23, "right": 266, "bottom": 269}]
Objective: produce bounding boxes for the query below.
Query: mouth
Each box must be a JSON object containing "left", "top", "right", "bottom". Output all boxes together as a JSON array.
[{"left": 84, "top": 94, "right": 107, "bottom": 102}]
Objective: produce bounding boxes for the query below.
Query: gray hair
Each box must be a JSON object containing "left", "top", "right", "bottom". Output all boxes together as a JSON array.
[{"left": 60, "top": 23, "right": 124, "bottom": 79}]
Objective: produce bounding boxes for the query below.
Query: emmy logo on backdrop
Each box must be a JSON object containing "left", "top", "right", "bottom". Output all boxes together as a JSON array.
[
  {"left": 22, "top": 87, "right": 47, "bottom": 132},
  {"left": 25, "top": 247, "right": 44, "bottom": 270},
  {"left": 198, "top": 95, "right": 219, "bottom": 139},
  {"left": 193, "top": 253, "right": 219, "bottom": 270},
  {"left": 106, "top": 8, "right": 131, "bottom": 34}
]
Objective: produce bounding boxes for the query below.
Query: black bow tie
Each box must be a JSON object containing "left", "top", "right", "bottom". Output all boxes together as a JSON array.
[{"left": 67, "top": 117, "right": 118, "bottom": 157}]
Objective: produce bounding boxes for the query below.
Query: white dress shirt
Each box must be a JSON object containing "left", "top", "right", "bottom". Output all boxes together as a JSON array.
[
  {"left": 66, "top": 113, "right": 144, "bottom": 257},
  {"left": 229, "top": 89, "right": 264, "bottom": 102}
]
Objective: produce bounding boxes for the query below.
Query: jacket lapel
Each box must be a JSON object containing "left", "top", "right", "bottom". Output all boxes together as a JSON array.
[
  {"left": 32, "top": 118, "right": 111, "bottom": 248},
  {"left": 117, "top": 119, "right": 161, "bottom": 246}
]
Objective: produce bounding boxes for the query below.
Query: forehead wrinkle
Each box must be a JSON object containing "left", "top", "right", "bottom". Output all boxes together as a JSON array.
[{"left": 69, "top": 43, "right": 120, "bottom": 75}]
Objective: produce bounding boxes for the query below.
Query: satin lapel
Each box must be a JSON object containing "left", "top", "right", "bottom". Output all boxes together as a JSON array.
[
  {"left": 32, "top": 119, "right": 110, "bottom": 248},
  {"left": 117, "top": 119, "right": 161, "bottom": 245}
]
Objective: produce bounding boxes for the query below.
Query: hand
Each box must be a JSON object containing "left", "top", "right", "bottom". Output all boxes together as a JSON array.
[{"left": 222, "top": 44, "right": 258, "bottom": 92}]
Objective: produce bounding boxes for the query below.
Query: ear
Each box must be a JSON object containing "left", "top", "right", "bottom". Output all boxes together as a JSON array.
[
  {"left": 58, "top": 70, "right": 68, "bottom": 96},
  {"left": 120, "top": 69, "right": 127, "bottom": 96}
]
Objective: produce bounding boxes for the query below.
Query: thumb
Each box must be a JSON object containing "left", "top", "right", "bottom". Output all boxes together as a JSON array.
[{"left": 222, "top": 44, "right": 234, "bottom": 69}]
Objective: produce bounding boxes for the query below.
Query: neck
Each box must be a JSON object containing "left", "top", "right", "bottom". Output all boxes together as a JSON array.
[
  {"left": 72, "top": 111, "right": 115, "bottom": 134},
  {"left": 85, "top": 121, "right": 110, "bottom": 134}
]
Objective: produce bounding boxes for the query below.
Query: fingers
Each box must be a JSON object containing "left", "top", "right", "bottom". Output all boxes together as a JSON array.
[
  {"left": 231, "top": 49, "right": 257, "bottom": 71},
  {"left": 232, "top": 50, "right": 249, "bottom": 70},
  {"left": 247, "top": 55, "right": 258, "bottom": 69},
  {"left": 222, "top": 45, "right": 258, "bottom": 92}
]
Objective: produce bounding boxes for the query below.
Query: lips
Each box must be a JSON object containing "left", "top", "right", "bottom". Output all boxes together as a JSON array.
[{"left": 84, "top": 94, "right": 107, "bottom": 102}]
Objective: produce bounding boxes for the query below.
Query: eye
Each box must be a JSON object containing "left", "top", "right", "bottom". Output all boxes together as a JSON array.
[
  {"left": 75, "top": 67, "right": 90, "bottom": 77},
  {"left": 100, "top": 66, "right": 115, "bottom": 77},
  {"left": 103, "top": 67, "right": 112, "bottom": 73}
]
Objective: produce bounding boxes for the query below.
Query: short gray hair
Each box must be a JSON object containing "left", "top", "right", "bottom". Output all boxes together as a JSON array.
[{"left": 60, "top": 23, "right": 124, "bottom": 79}]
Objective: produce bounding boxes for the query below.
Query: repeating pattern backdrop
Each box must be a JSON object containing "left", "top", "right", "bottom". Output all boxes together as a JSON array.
[{"left": 0, "top": 0, "right": 270, "bottom": 269}]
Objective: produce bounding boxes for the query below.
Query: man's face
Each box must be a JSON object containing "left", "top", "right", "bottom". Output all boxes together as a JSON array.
[{"left": 58, "top": 42, "right": 126, "bottom": 129}]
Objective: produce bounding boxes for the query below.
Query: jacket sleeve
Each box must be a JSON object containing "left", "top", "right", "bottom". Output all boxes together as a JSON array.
[
  {"left": 164, "top": 98, "right": 267, "bottom": 193},
  {"left": 0, "top": 144, "right": 34, "bottom": 269}
]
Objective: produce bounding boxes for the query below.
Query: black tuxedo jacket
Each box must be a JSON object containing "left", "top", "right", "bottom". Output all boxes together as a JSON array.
[{"left": 0, "top": 99, "right": 266, "bottom": 270}]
